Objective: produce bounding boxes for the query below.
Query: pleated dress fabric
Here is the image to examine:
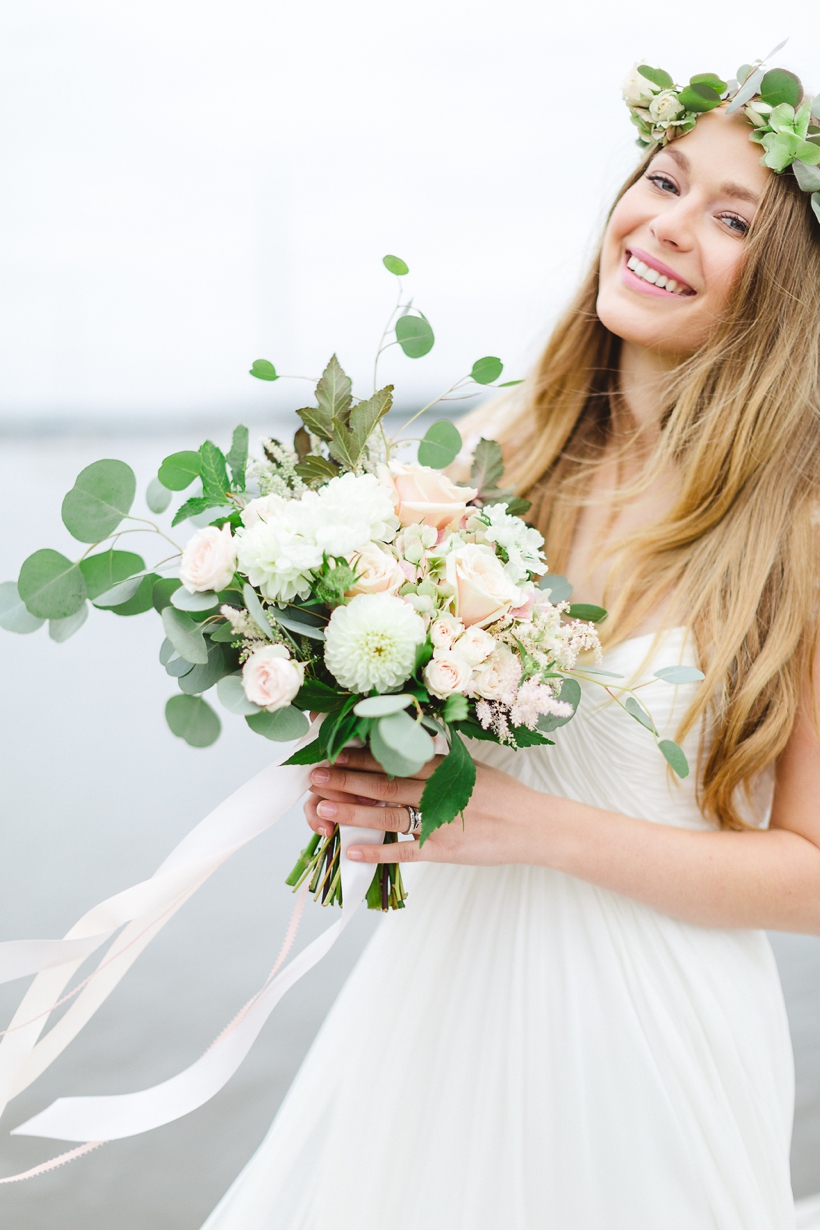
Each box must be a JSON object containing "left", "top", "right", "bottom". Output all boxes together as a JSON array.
[{"left": 202, "top": 628, "right": 796, "bottom": 1229}]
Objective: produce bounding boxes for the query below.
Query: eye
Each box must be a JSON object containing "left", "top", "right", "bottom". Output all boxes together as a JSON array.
[
  {"left": 646, "top": 172, "right": 679, "bottom": 195},
  {"left": 718, "top": 212, "right": 750, "bottom": 238}
]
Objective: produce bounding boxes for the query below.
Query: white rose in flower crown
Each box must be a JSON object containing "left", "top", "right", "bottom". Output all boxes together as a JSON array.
[
  {"left": 424, "top": 649, "right": 472, "bottom": 699},
  {"left": 346, "top": 543, "right": 406, "bottom": 596},
  {"left": 379, "top": 462, "right": 477, "bottom": 530},
  {"left": 430, "top": 613, "right": 464, "bottom": 649},
  {"left": 180, "top": 523, "right": 238, "bottom": 593},
  {"left": 621, "top": 63, "right": 659, "bottom": 107},
  {"left": 648, "top": 89, "right": 684, "bottom": 124},
  {"left": 468, "top": 643, "right": 522, "bottom": 704},
  {"left": 453, "top": 625, "right": 495, "bottom": 666},
  {"left": 242, "top": 644, "right": 305, "bottom": 711},
  {"left": 324, "top": 592, "right": 426, "bottom": 694},
  {"left": 445, "top": 543, "right": 522, "bottom": 627}
]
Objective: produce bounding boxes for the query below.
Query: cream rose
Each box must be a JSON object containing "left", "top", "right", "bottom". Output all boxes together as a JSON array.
[
  {"left": 621, "top": 63, "right": 658, "bottom": 107},
  {"left": 453, "top": 625, "right": 495, "bottom": 666},
  {"left": 180, "top": 523, "right": 238, "bottom": 593},
  {"left": 648, "top": 90, "right": 684, "bottom": 124},
  {"left": 430, "top": 613, "right": 464, "bottom": 649},
  {"left": 379, "top": 462, "right": 477, "bottom": 530},
  {"left": 424, "top": 650, "right": 472, "bottom": 699},
  {"left": 444, "top": 543, "right": 521, "bottom": 628},
  {"left": 469, "top": 644, "right": 521, "bottom": 703},
  {"left": 241, "top": 492, "right": 287, "bottom": 528},
  {"left": 346, "top": 543, "right": 406, "bottom": 597},
  {"left": 242, "top": 644, "right": 305, "bottom": 711}
]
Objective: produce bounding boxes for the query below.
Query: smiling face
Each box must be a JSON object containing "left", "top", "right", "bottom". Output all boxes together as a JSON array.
[{"left": 597, "top": 108, "right": 772, "bottom": 358}]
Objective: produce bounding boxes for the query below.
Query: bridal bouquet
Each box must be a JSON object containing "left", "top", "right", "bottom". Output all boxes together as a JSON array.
[{"left": 0, "top": 256, "right": 698, "bottom": 912}]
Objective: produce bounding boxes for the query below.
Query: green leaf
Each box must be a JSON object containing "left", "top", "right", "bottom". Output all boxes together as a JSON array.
[
  {"left": 294, "top": 455, "right": 339, "bottom": 483},
  {"left": 539, "top": 573, "right": 573, "bottom": 603},
  {"left": 158, "top": 451, "right": 201, "bottom": 491},
  {"left": 793, "top": 160, "right": 820, "bottom": 192},
  {"left": 346, "top": 385, "right": 394, "bottom": 461},
  {"left": 250, "top": 359, "right": 278, "bottom": 381},
  {"left": 246, "top": 706, "right": 310, "bottom": 741},
  {"left": 283, "top": 737, "right": 326, "bottom": 765},
  {"left": 165, "top": 653, "right": 195, "bottom": 679},
  {"left": 678, "top": 83, "right": 722, "bottom": 112},
  {"left": 658, "top": 738, "right": 690, "bottom": 779},
  {"left": 171, "top": 495, "right": 228, "bottom": 527},
  {"left": 0, "top": 581, "right": 45, "bottom": 633},
  {"left": 653, "top": 664, "right": 705, "bottom": 684},
  {"left": 49, "top": 603, "right": 89, "bottom": 643},
  {"left": 418, "top": 419, "right": 462, "bottom": 469},
  {"left": 470, "top": 437, "right": 505, "bottom": 493},
  {"left": 208, "top": 620, "right": 239, "bottom": 643},
  {"left": 470, "top": 356, "right": 503, "bottom": 385},
  {"left": 737, "top": 64, "right": 752, "bottom": 84},
  {"left": 226, "top": 425, "right": 249, "bottom": 491},
  {"left": 295, "top": 407, "right": 334, "bottom": 442},
  {"left": 323, "top": 703, "right": 360, "bottom": 761},
  {"left": 178, "top": 642, "right": 226, "bottom": 694},
  {"left": 153, "top": 577, "right": 183, "bottom": 612},
  {"left": 395, "top": 312, "right": 434, "bottom": 359},
  {"left": 146, "top": 477, "right": 172, "bottom": 514},
  {"left": 537, "top": 677, "right": 581, "bottom": 733},
  {"left": 295, "top": 678, "right": 347, "bottom": 712},
  {"left": 293, "top": 426, "right": 311, "bottom": 462},
  {"left": 316, "top": 354, "right": 353, "bottom": 424},
  {"left": 378, "top": 710, "right": 435, "bottom": 763},
  {"left": 369, "top": 722, "right": 428, "bottom": 777},
  {"left": 812, "top": 97, "right": 820, "bottom": 124},
  {"left": 93, "top": 574, "right": 144, "bottom": 606},
  {"left": 418, "top": 730, "right": 476, "bottom": 843},
  {"left": 79, "top": 549, "right": 144, "bottom": 600},
  {"left": 508, "top": 723, "right": 553, "bottom": 748},
  {"left": 566, "top": 603, "right": 607, "bottom": 623},
  {"left": 61, "top": 460, "right": 137, "bottom": 543},
  {"left": 270, "top": 609, "right": 326, "bottom": 641},
  {"left": 162, "top": 606, "right": 209, "bottom": 664},
  {"left": 498, "top": 379, "right": 523, "bottom": 387},
  {"left": 690, "top": 72, "right": 727, "bottom": 93},
  {"left": 383, "top": 254, "right": 409, "bottom": 276},
  {"left": 813, "top": 192, "right": 820, "bottom": 225},
  {"left": 171, "top": 588, "right": 220, "bottom": 612},
  {"left": 166, "top": 694, "right": 221, "bottom": 747},
  {"left": 108, "top": 572, "right": 161, "bottom": 616},
  {"left": 199, "top": 440, "right": 230, "bottom": 501},
  {"left": 242, "top": 584, "right": 274, "bottom": 639},
  {"left": 760, "top": 68, "right": 803, "bottom": 109},
  {"left": 18, "top": 550, "right": 86, "bottom": 619},
  {"left": 443, "top": 693, "right": 469, "bottom": 722},
  {"left": 216, "top": 673, "right": 261, "bottom": 714},
  {"left": 637, "top": 65, "right": 674, "bottom": 90},
  {"left": 625, "top": 696, "right": 656, "bottom": 733},
  {"left": 354, "top": 694, "right": 415, "bottom": 717}
]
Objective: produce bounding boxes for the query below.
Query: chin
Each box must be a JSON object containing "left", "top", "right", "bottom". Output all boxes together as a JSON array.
[{"left": 595, "top": 286, "right": 696, "bottom": 356}]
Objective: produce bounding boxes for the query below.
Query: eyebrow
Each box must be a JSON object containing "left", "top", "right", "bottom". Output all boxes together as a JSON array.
[{"left": 658, "top": 147, "right": 760, "bottom": 207}]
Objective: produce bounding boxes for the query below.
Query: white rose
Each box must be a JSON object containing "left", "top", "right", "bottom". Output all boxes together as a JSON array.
[
  {"left": 379, "top": 462, "right": 477, "bottom": 530},
  {"left": 648, "top": 90, "right": 684, "bottom": 123},
  {"left": 445, "top": 543, "right": 522, "bottom": 628},
  {"left": 430, "top": 613, "right": 464, "bottom": 649},
  {"left": 468, "top": 644, "right": 521, "bottom": 703},
  {"left": 346, "top": 543, "right": 406, "bottom": 597},
  {"left": 621, "top": 63, "right": 659, "bottom": 106},
  {"left": 453, "top": 625, "right": 495, "bottom": 666},
  {"left": 424, "top": 650, "right": 472, "bottom": 699},
  {"left": 180, "top": 523, "right": 238, "bottom": 593},
  {"left": 242, "top": 644, "right": 305, "bottom": 711},
  {"left": 241, "top": 492, "right": 289, "bottom": 528}
]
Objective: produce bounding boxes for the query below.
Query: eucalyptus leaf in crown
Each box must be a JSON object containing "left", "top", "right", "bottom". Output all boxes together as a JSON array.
[{"left": 0, "top": 256, "right": 701, "bottom": 913}]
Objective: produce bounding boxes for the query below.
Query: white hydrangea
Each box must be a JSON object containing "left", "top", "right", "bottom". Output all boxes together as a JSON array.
[
  {"left": 324, "top": 592, "right": 425, "bottom": 694},
  {"left": 472, "top": 503, "right": 545, "bottom": 583},
  {"left": 235, "top": 512, "right": 323, "bottom": 603},
  {"left": 297, "top": 472, "right": 399, "bottom": 558}
]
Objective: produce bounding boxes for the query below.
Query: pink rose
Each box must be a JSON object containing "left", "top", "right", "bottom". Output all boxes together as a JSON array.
[
  {"left": 430, "top": 614, "right": 464, "bottom": 649},
  {"left": 424, "top": 650, "right": 472, "bottom": 699},
  {"left": 444, "top": 544, "right": 521, "bottom": 627},
  {"left": 453, "top": 625, "right": 495, "bottom": 666},
  {"left": 346, "top": 543, "right": 406, "bottom": 597},
  {"left": 242, "top": 644, "right": 305, "bottom": 711},
  {"left": 180, "top": 523, "right": 237, "bottom": 593},
  {"left": 468, "top": 644, "right": 521, "bottom": 703},
  {"left": 379, "top": 462, "right": 477, "bottom": 530}
]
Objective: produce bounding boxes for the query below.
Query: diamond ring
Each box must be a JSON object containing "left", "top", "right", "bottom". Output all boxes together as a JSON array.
[{"left": 404, "top": 805, "right": 422, "bottom": 835}]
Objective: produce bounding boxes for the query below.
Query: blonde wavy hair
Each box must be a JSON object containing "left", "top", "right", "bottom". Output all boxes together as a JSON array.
[{"left": 480, "top": 151, "right": 820, "bottom": 830}]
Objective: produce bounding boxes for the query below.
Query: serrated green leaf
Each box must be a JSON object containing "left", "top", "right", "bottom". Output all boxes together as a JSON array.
[
  {"left": 316, "top": 354, "right": 353, "bottom": 425},
  {"left": 246, "top": 706, "right": 310, "bottom": 741},
  {"left": 658, "top": 738, "right": 689, "bottom": 778},
  {"left": 0, "top": 581, "right": 45, "bottom": 633},
  {"left": 483, "top": 492, "right": 531, "bottom": 517},
  {"left": 470, "top": 356, "right": 503, "bottom": 385},
  {"left": 566, "top": 603, "right": 607, "bottom": 623},
  {"left": 295, "top": 406, "right": 334, "bottom": 441},
  {"left": 226, "top": 425, "right": 249, "bottom": 491},
  {"left": 418, "top": 419, "right": 462, "bottom": 469},
  {"left": 61, "top": 459, "right": 136, "bottom": 543},
  {"left": 346, "top": 385, "right": 394, "bottom": 464},
  {"left": 162, "top": 606, "right": 209, "bottom": 664},
  {"left": 443, "top": 693, "right": 469, "bottom": 722},
  {"left": 295, "top": 678, "right": 346, "bottom": 712},
  {"left": 383, "top": 254, "right": 409, "bottom": 276},
  {"left": 79, "top": 549, "right": 144, "bottom": 600},
  {"left": 760, "top": 67, "right": 803, "bottom": 109},
  {"left": 625, "top": 696, "right": 656, "bottom": 733},
  {"left": 158, "top": 451, "right": 201, "bottom": 491},
  {"left": 216, "top": 673, "right": 261, "bottom": 714},
  {"left": 171, "top": 494, "right": 226, "bottom": 527},
  {"left": 539, "top": 574, "right": 573, "bottom": 602},
  {"left": 395, "top": 312, "right": 434, "bottom": 359},
  {"left": 166, "top": 694, "right": 221, "bottom": 747},
  {"left": 283, "top": 737, "right": 327, "bottom": 766},
  {"left": 470, "top": 437, "right": 505, "bottom": 493},
  {"left": 653, "top": 664, "right": 705, "bottom": 684},
  {"left": 199, "top": 440, "right": 230, "bottom": 502},
  {"left": 418, "top": 731, "right": 475, "bottom": 842},
  {"left": 294, "top": 454, "right": 339, "bottom": 483},
  {"left": 18, "top": 550, "right": 86, "bottom": 620},
  {"left": 49, "top": 603, "right": 89, "bottom": 643},
  {"left": 146, "top": 476, "right": 172, "bottom": 514},
  {"left": 250, "top": 359, "right": 278, "bottom": 381},
  {"left": 637, "top": 65, "right": 674, "bottom": 90}
]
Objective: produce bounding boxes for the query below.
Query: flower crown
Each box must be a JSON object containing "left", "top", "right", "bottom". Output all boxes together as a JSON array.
[{"left": 622, "top": 40, "right": 820, "bottom": 224}]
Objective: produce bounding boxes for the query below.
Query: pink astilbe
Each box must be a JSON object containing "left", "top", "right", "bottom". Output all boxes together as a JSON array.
[{"left": 510, "top": 678, "right": 574, "bottom": 731}]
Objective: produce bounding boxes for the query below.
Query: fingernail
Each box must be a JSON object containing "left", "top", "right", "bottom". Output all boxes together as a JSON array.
[
  {"left": 336, "top": 751, "right": 348, "bottom": 764},
  {"left": 347, "top": 848, "right": 363, "bottom": 860},
  {"left": 312, "top": 769, "right": 329, "bottom": 784},
  {"left": 317, "top": 801, "right": 336, "bottom": 818}
]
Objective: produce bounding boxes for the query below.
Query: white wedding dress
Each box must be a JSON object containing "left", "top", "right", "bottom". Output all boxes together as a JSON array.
[{"left": 202, "top": 628, "right": 796, "bottom": 1229}]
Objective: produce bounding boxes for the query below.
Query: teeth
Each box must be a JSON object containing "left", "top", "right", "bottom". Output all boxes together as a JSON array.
[
  {"left": 655, "top": 275, "right": 667, "bottom": 288},
  {"left": 626, "top": 254, "right": 688, "bottom": 295},
  {"left": 666, "top": 278, "right": 677, "bottom": 292},
  {"left": 627, "top": 255, "right": 639, "bottom": 271}
]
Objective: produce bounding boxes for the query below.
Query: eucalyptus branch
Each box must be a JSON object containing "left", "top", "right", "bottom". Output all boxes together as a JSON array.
[
  {"left": 373, "top": 281, "right": 406, "bottom": 393},
  {"left": 122, "top": 515, "right": 182, "bottom": 552},
  {"left": 390, "top": 376, "right": 470, "bottom": 444}
]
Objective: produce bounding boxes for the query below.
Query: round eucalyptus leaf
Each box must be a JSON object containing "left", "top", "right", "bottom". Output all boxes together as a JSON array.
[
  {"left": 217, "top": 673, "right": 261, "bottom": 715},
  {"left": 177, "top": 642, "right": 226, "bottom": 694},
  {"left": 246, "top": 705, "right": 310, "bottom": 741},
  {"left": 689, "top": 72, "right": 727, "bottom": 93},
  {"left": 537, "top": 677, "right": 581, "bottom": 733},
  {"left": 61, "top": 460, "right": 136, "bottom": 543},
  {"left": 658, "top": 738, "right": 689, "bottom": 779},
  {"left": 166, "top": 655, "right": 195, "bottom": 679},
  {"left": 18, "top": 550, "right": 86, "bottom": 620},
  {"left": 378, "top": 710, "right": 435, "bottom": 762},
  {"left": 470, "top": 356, "right": 503, "bottom": 385},
  {"left": 146, "top": 476, "right": 173, "bottom": 514},
  {"left": 159, "top": 637, "right": 176, "bottom": 667},
  {"left": 625, "top": 696, "right": 656, "bottom": 733},
  {"left": 161, "top": 605, "right": 209, "bottom": 664},
  {"left": 249, "top": 359, "right": 278, "bottom": 381},
  {"left": 369, "top": 723, "right": 428, "bottom": 777},
  {"left": 80, "top": 550, "right": 144, "bottom": 600},
  {"left": 382, "top": 254, "right": 409, "bottom": 276},
  {"left": 171, "top": 588, "right": 220, "bottom": 612},
  {"left": 678, "top": 83, "right": 722, "bottom": 113},
  {"left": 760, "top": 67, "right": 803, "bottom": 109},
  {"left": 93, "top": 574, "right": 144, "bottom": 607},
  {"left": 354, "top": 694, "right": 415, "bottom": 718},
  {"left": 109, "top": 573, "right": 160, "bottom": 616},
  {"left": 653, "top": 664, "right": 705, "bottom": 684},
  {"left": 166, "top": 694, "right": 221, "bottom": 747},
  {"left": 793, "top": 161, "right": 820, "bottom": 193},
  {"left": 152, "top": 577, "right": 183, "bottom": 612},
  {"left": 395, "top": 313, "right": 434, "bottom": 359},
  {"left": 157, "top": 451, "right": 201, "bottom": 491},
  {"left": 49, "top": 602, "right": 89, "bottom": 643},
  {"left": 0, "top": 581, "right": 46, "bottom": 633},
  {"left": 538, "top": 574, "right": 573, "bottom": 603},
  {"left": 417, "top": 419, "right": 463, "bottom": 469}
]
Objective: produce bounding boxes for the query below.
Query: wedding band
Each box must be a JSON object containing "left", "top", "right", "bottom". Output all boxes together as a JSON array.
[{"left": 404, "top": 806, "right": 422, "bottom": 835}]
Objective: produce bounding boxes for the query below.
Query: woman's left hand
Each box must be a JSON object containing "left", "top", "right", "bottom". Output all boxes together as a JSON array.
[{"left": 305, "top": 746, "right": 536, "bottom": 866}]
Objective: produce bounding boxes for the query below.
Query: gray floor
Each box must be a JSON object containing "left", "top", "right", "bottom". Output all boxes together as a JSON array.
[{"left": 1, "top": 430, "right": 820, "bottom": 1227}]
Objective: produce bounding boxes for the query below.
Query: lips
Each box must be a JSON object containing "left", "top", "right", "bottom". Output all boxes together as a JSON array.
[{"left": 622, "top": 247, "right": 696, "bottom": 299}]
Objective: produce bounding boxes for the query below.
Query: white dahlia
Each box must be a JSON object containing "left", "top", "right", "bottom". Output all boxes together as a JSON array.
[
  {"left": 235, "top": 515, "right": 323, "bottom": 603},
  {"left": 324, "top": 592, "right": 426, "bottom": 694},
  {"left": 297, "top": 471, "right": 399, "bottom": 558}
]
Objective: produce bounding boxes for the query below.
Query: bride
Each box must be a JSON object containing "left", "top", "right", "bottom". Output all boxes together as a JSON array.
[{"left": 203, "top": 68, "right": 820, "bottom": 1228}]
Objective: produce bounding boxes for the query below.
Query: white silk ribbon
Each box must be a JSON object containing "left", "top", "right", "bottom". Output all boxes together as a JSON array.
[{"left": 0, "top": 721, "right": 384, "bottom": 1146}]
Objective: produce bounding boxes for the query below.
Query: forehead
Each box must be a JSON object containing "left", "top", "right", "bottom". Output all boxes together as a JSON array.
[{"left": 650, "top": 109, "right": 771, "bottom": 200}]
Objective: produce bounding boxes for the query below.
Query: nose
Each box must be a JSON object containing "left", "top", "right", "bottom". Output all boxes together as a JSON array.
[{"left": 649, "top": 197, "right": 695, "bottom": 253}]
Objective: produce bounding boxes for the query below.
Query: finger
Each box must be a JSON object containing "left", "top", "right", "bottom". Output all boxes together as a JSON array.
[
  {"left": 346, "top": 837, "right": 423, "bottom": 864},
  {"left": 314, "top": 797, "right": 415, "bottom": 834},
  {"left": 334, "top": 746, "right": 443, "bottom": 780},
  {"left": 310, "top": 766, "right": 425, "bottom": 806}
]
